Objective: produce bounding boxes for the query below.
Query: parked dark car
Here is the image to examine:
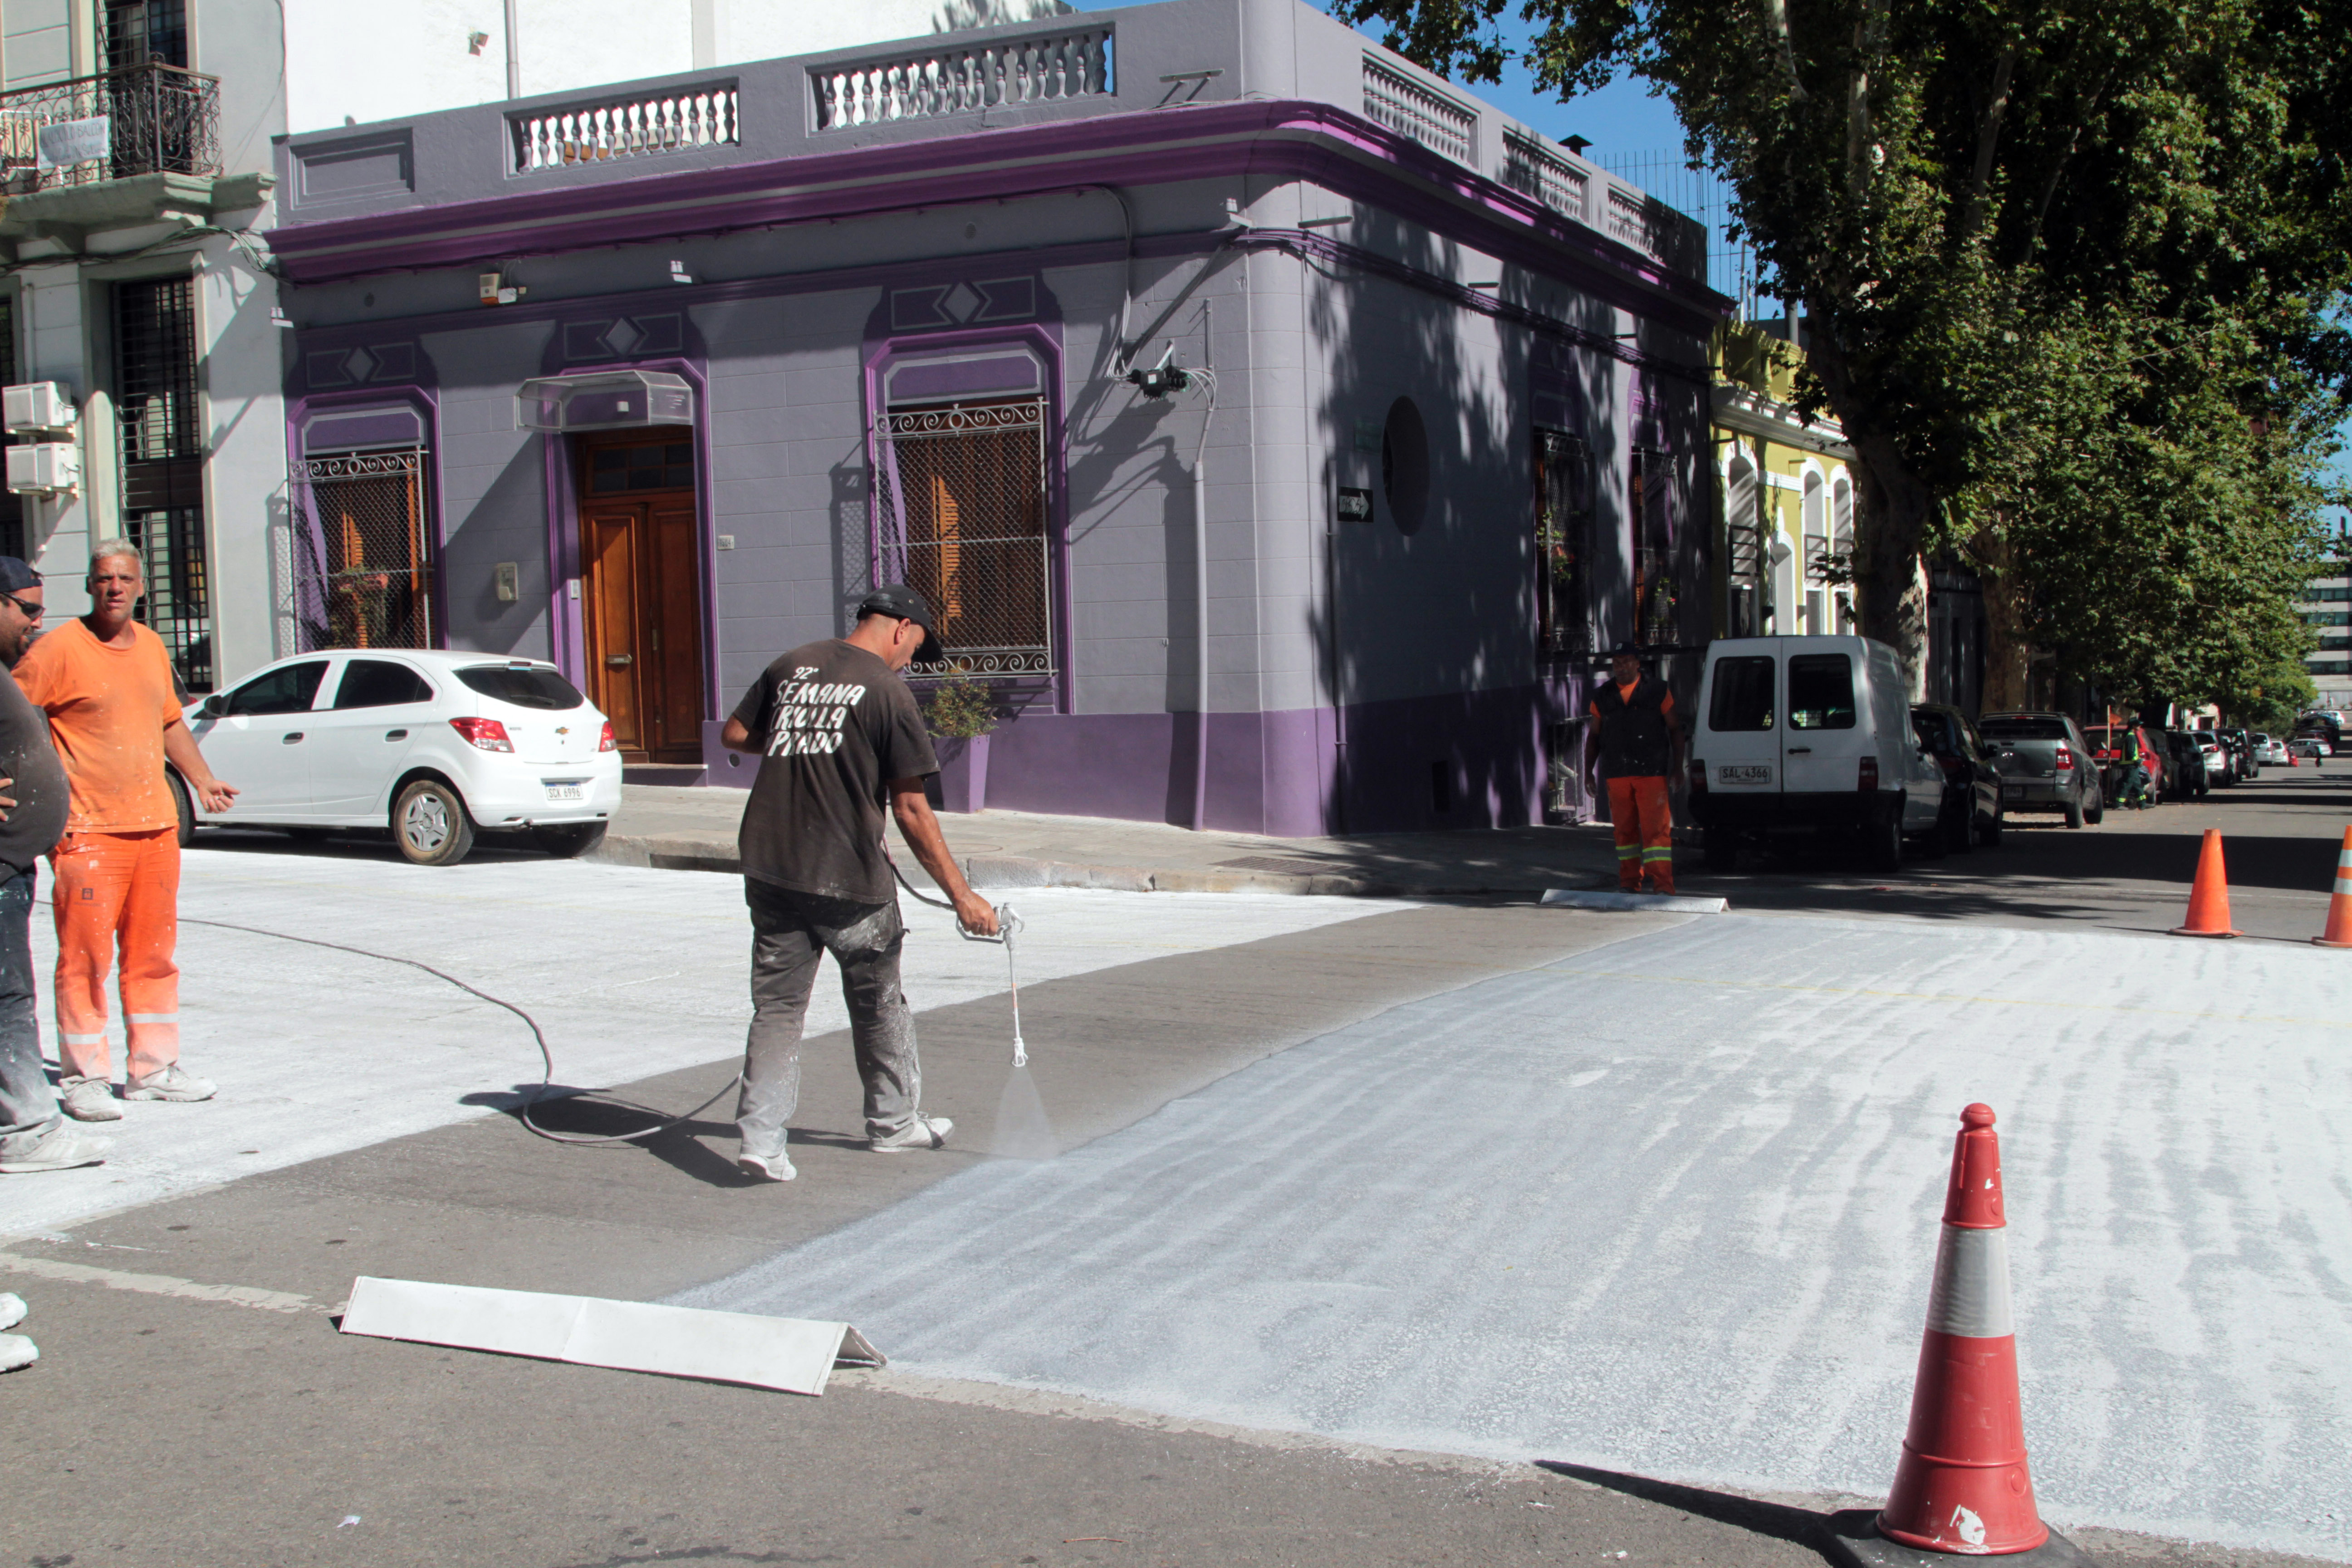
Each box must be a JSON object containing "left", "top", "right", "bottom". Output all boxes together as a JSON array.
[
  {"left": 1911, "top": 704, "right": 2004, "bottom": 851},
  {"left": 2163, "top": 730, "right": 2211, "bottom": 799},
  {"left": 1980, "top": 712, "right": 2104, "bottom": 828},
  {"left": 2085, "top": 724, "right": 2166, "bottom": 807},
  {"left": 2212, "top": 727, "right": 2256, "bottom": 779}
]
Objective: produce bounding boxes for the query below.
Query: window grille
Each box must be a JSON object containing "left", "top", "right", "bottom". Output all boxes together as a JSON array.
[
  {"left": 1361, "top": 58, "right": 1474, "bottom": 163},
  {"left": 292, "top": 449, "right": 434, "bottom": 653},
  {"left": 0, "top": 297, "right": 20, "bottom": 562},
  {"left": 113, "top": 275, "right": 212, "bottom": 691},
  {"left": 104, "top": 0, "right": 188, "bottom": 70},
  {"left": 1534, "top": 430, "right": 1591, "bottom": 658},
  {"left": 1632, "top": 447, "right": 1675, "bottom": 647},
  {"left": 871, "top": 399, "right": 1054, "bottom": 677}
]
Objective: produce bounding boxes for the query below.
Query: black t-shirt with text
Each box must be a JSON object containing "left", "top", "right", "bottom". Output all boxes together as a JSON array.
[{"left": 732, "top": 640, "right": 938, "bottom": 903}]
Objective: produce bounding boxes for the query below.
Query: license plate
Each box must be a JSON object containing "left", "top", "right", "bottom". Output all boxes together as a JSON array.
[
  {"left": 2003, "top": 784, "right": 2027, "bottom": 800},
  {"left": 544, "top": 782, "right": 584, "bottom": 802},
  {"left": 1718, "top": 764, "right": 1771, "bottom": 785}
]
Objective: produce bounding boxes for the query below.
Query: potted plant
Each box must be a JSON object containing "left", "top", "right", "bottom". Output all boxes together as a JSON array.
[{"left": 925, "top": 676, "right": 998, "bottom": 813}]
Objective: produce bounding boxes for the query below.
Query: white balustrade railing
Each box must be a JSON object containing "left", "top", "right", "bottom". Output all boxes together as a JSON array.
[
  {"left": 510, "top": 85, "right": 740, "bottom": 173},
  {"left": 812, "top": 27, "right": 1113, "bottom": 130},
  {"left": 1361, "top": 57, "right": 1474, "bottom": 164},
  {"left": 1503, "top": 133, "right": 1587, "bottom": 221}
]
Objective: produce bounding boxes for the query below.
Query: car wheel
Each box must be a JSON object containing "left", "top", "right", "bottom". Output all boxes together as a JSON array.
[
  {"left": 2066, "top": 793, "right": 2086, "bottom": 829},
  {"left": 167, "top": 769, "right": 195, "bottom": 849},
  {"left": 531, "top": 822, "right": 608, "bottom": 859},
  {"left": 2085, "top": 789, "right": 2104, "bottom": 824},
  {"left": 1980, "top": 806, "right": 2005, "bottom": 847},
  {"left": 393, "top": 779, "right": 475, "bottom": 867},
  {"left": 1862, "top": 807, "right": 1903, "bottom": 872}
]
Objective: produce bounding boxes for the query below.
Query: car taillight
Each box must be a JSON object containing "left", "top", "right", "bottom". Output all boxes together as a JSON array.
[
  {"left": 1859, "top": 756, "right": 1879, "bottom": 791},
  {"left": 1939, "top": 755, "right": 1965, "bottom": 776},
  {"left": 598, "top": 720, "right": 617, "bottom": 752},
  {"left": 449, "top": 716, "right": 514, "bottom": 753},
  {"left": 1689, "top": 758, "right": 1707, "bottom": 793},
  {"left": 2054, "top": 746, "right": 2073, "bottom": 770}
]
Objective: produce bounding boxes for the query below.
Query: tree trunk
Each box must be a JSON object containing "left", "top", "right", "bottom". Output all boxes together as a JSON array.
[
  {"left": 1807, "top": 333, "right": 1935, "bottom": 695},
  {"left": 1973, "top": 528, "right": 2032, "bottom": 712}
]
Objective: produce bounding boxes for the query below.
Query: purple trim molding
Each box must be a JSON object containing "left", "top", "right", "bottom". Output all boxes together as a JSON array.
[{"left": 269, "top": 100, "right": 1728, "bottom": 332}]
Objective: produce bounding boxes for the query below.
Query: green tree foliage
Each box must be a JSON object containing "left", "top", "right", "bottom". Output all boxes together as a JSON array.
[{"left": 1340, "top": 0, "right": 2351, "bottom": 697}]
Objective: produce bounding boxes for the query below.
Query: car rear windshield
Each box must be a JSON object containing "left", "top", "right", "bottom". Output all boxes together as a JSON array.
[
  {"left": 457, "top": 664, "right": 586, "bottom": 711},
  {"left": 1978, "top": 716, "right": 2070, "bottom": 741},
  {"left": 1785, "top": 654, "right": 1856, "bottom": 730},
  {"left": 1708, "top": 657, "right": 1775, "bottom": 731}
]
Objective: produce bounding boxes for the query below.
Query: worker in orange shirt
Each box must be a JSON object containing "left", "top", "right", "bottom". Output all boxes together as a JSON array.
[
  {"left": 13, "top": 540, "right": 237, "bottom": 1122},
  {"left": 1585, "top": 640, "right": 1682, "bottom": 894}
]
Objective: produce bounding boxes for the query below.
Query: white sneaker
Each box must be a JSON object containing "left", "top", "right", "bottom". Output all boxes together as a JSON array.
[
  {"left": 737, "top": 1149, "right": 796, "bottom": 1182},
  {"left": 124, "top": 1065, "right": 216, "bottom": 1103},
  {"left": 0, "top": 1333, "right": 34, "bottom": 1373},
  {"left": 870, "top": 1115, "right": 952, "bottom": 1152},
  {"left": 0, "top": 1292, "right": 23, "bottom": 1331},
  {"left": 0, "top": 1128, "right": 111, "bottom": 1173},
  {"left": 59, "top": 1078, "right": 122, "bottom": 1122}
]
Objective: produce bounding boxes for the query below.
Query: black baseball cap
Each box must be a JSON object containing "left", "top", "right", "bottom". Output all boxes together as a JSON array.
[
  {"left": 0, "top": 557, "right": 39, "bottom": 593},
  {"left": 1611, "top": 640, "right": 1642, "bottom": 657},
  {"left": 857, "top": 584, "right": 942, "bottom": 663}
]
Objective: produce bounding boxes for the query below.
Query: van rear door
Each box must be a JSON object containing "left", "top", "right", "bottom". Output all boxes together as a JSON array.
[
  {"left": 1700, "top": 641, "right": 1782, "bottom": 797},
  {"left": 1782, "top": 646, "right": 1862, "bottom": 794}
]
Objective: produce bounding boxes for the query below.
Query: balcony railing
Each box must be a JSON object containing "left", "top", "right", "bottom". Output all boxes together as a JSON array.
[
  {"left": 510, "top": 84, "right": 741, "bottom": 173},
  {"left": 812, "top": 25, "right": 1114, "bottom": 131},
  {"left": 0, "top": 63, "right": 221, "bottom": 191},
  {"left": 1362, "top": 57, "right": 1474, "bottom": 164}
]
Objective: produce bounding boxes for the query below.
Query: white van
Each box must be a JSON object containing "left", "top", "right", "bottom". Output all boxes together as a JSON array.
[{"left": 1688, "top": 636, "right": 1945, "bottom": 872}]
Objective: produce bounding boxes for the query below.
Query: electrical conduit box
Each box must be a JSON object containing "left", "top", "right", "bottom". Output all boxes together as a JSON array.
[
  {"left": 2, "top": 381, "right": 78, "bottom": 433},
  {"left": 5, "top": 441, "right": 79, "bottom": 497}
]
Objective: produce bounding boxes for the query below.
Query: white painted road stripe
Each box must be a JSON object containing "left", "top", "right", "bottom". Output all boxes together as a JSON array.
[{"left": 0, "top": 1249, "right": 319, "bottom": 1314}]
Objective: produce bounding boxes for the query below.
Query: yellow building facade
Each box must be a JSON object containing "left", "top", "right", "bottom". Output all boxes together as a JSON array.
[{"left": 1709, "top": 321, "right": 1856, "bottom": 640}]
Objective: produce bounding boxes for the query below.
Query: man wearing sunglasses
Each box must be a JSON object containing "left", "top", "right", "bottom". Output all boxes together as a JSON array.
[{"left": 0, "top": 558, "right": 109, "bottom": 1176}]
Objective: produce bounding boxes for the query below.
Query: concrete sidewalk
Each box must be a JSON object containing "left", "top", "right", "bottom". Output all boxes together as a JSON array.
[{"left": 593, "top": 784, "right": 1623, "bottom": 897}]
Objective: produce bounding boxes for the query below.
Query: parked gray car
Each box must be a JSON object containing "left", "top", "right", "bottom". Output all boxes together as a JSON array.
[{"left": 1980, "top": 711, "right": 2105, "bottom": 828}]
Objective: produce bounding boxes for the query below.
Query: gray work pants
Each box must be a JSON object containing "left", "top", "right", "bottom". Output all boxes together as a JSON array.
[
  {"left": 736, "top": 879, "right": 921, "bottom": 1159},
  {"left": 0, "top": 865, "right": 61, "bottom": 1159}
]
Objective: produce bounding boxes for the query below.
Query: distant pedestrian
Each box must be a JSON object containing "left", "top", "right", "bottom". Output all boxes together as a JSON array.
[
  {"left": 1586, "top": 640, "right": 1682, "bottom": 894},
  {"left": 13, "top": 541, "right": 237, "bottom": 1122},
  {"left": 0, "top": 559, "right": 109, "bottom": 1175},
  {"left": 716, "top": 585, "right": 999, "bottom": 1183}
]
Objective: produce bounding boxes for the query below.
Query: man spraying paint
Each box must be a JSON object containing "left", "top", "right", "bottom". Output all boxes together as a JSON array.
[
  {"left": 717, "top": 585, "right": 998, "bottom": 1183},
  {"left": 1585, "top": 640, "right": 1682, "bottom": 895}
]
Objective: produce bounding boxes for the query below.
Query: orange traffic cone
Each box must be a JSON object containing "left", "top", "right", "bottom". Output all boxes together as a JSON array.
[
  {"left": 2315, "top": 827, "right": 2352, "bottom": 948},
  {"left": 2171, "top": 828, "right": 2241, "bottom": 938},
  {"left": 1823, "top": 1106, "right": 2087, "bottom": 1568}
]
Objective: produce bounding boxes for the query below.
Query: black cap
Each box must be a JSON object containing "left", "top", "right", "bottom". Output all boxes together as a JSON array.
[
  {"left": 0, "top": 557, "right": 39, "bottom": 593},
  {"left": 1611, "top": 639, "right": 1642, "bottom": 657},
  {"left": 857, "top": 583, "right": 942, "bottom": 664}
]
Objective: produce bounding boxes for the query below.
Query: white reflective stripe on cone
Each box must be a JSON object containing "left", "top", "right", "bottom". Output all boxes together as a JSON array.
[
  {"left": 2337, "top": 875, "right": 2352, "bottom": 897},
  {"left": 1925, "top": 1224, "right": 2014, "bottom": 1338}
]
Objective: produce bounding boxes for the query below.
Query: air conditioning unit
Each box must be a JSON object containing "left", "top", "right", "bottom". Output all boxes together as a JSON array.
[
  {"left": 6, "top": 441, "right": 80, "bottom": 496},
  {"left": 2, "top": 382, "right": 78, "bottom": 433}
]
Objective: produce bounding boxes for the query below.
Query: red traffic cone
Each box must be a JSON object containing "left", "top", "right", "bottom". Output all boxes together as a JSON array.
[
  {"left": 1881, "top": 1104, "right": 2047, "bottom": 1555},
  {"left": 1823, "top": 1105, "right": 2090, "bottom": 1568},
  {"left": 2316, "top": 827, "right": 2352, "bottom": 949},
  {"left": 2170, "top": 829, "right": 2241, "bottom": 938}
]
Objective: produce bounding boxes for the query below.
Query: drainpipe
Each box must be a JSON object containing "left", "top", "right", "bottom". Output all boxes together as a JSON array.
[
  {"left": 504, "top": 0, "right": 522, "bottom": 98},
  {"left": 1191, "top": 429, "right": 1211, "bottom": 831}
]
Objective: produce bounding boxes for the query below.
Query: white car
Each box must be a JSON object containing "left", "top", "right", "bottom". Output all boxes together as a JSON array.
[
  {"left": 2255, "top": 732, "right": 2288, "bottom": 764},
  {"left": 172, "top": 650, "right": 623, "bottom": 866},
  {"left": 2292, "top": 736, "right": 2333, "bottom": 760}
]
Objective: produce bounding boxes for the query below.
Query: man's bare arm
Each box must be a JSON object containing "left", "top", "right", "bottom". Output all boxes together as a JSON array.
[
  {"left": 163, "top": 720, "right": 238, "bottom": 813},
  {"left": 720, "top": 715, "right": 759, "bottom": 753},
  {"left": 888, "top": 778, "right": 998, "bottom": 936}
]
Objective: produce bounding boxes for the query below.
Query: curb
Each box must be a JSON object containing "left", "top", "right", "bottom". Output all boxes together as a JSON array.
[{"left": 588, "top": 835, "right": 1612, "bottom": 902}]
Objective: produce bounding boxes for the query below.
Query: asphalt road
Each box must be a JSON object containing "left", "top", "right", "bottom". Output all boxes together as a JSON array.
[
  {"left": 1680, "top": 758, "right": 2352, "bottom": 942},
  {"left": 6, "top": 780, "right": 2350, "bottom": 1568}
]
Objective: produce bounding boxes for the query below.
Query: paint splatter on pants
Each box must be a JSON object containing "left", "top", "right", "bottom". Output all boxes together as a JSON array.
[
  {"left": 1607, "top": 775, "right": 1675, "bottom": 893},
  {"left": 50, "top": 828, "right": 181, "bottom": 1086},
  {"left": 0, "top": 865, "right": 63, "bottom": 1158},
  {"left": 736, "top": 878, "right": 922, "bottom": 1161}
]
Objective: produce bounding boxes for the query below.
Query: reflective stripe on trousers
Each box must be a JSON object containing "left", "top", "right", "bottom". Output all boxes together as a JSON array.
[{"left": 49, "top": 828, "right": 181, "bottom": 1083}]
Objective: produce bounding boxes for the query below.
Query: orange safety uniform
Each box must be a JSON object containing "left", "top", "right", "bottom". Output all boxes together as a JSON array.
[
  {"left": 1590, "top": 676, "right": 1677, "bottom": 894},
  {"left": 12, "top": 619, "right": 186, "bottom": 1085}
]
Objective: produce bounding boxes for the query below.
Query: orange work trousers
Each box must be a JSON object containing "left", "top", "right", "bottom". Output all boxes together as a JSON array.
[
  {"left": 50, "top": 829, "right": 181, "bottom": 1084},
  {"left": 1607, "top": 776, "right": 1675, "bottom": 893}
]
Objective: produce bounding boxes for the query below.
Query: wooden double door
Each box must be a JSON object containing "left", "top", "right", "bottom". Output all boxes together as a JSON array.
[{"left": 578, "top": 430, "right": 706, "bottom": 762}]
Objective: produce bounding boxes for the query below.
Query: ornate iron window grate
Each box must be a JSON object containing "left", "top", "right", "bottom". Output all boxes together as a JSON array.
[
  {"left": 1535, "top": 430, "right": 1592, "bottom": 658},
  {"left": 871, "top": 399, "right": 1055, "bottom": 678},
  {"left": 114, "top": 275, "right": 212, "bottom": 691},
  {"left": 291, "top": 450, "right": 435, "bottom": 653}
]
